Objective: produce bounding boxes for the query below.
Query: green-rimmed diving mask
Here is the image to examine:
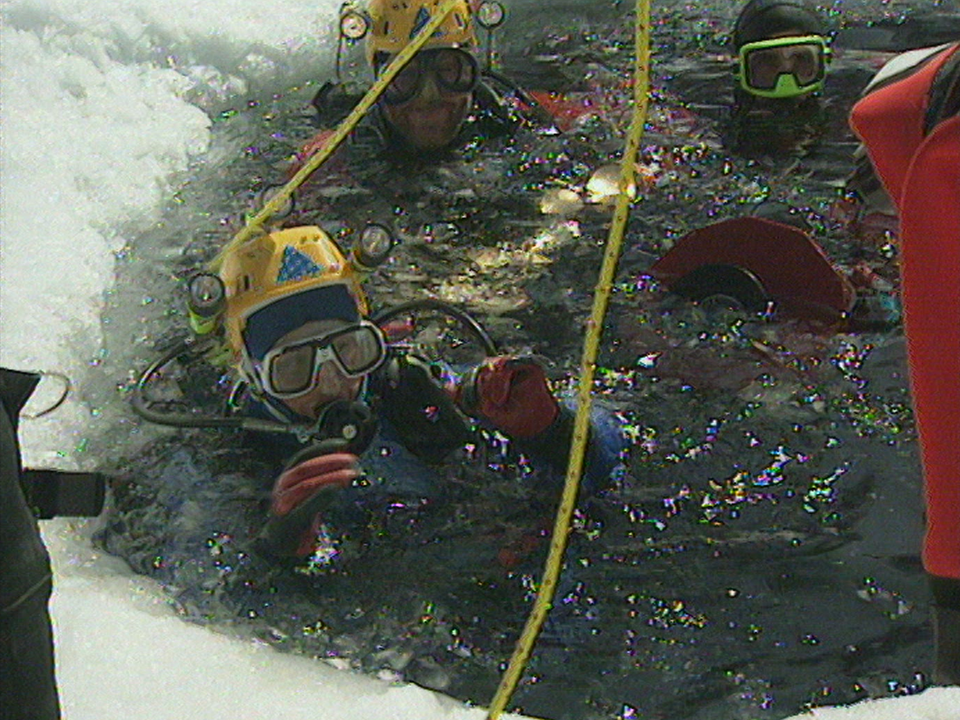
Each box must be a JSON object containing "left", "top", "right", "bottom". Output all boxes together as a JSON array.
[{"left": 737, "top": 35, "right": 830, "bottom": 98}]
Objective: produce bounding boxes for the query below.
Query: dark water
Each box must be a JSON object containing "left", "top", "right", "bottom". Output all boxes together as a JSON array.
[{"left": 90, "top": 2, "right": 960, "bottom": 719}]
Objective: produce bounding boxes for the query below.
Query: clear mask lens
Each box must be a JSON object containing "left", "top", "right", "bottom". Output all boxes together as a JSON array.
[
  {"left": 381, "top": 48, "right": 479, "bottom": 105},
  {"left": 262, "top": 323, "right": 386, "bottom": 398},
  {"left": 739, "top": 36, "right": 827, "bottom": 98}
]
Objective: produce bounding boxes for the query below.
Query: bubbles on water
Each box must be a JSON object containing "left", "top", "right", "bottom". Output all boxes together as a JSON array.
[
  {"left": 295, "top": 524, "right": 343, "bottom": 575},
  {"left": 857, "top": 577, "right": 914, "bottom": 619},
  {"left": 647, "top": 596, "right": 708, "bottom": 631}
]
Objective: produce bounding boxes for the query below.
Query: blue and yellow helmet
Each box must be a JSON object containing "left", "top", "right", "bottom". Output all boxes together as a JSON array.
[
  {"left": 364, "top": 0, "right": 477, "bottom": 68},
  {"left": 219, "top": 226, "right": 369, "bottom": 364}
]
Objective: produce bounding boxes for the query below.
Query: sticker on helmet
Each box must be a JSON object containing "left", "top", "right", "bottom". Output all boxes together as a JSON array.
[
  {"left": 411, "top": 6, "right": 443, "bottom": 40},
  {"left": 277, "top": 245, "right": 323, "bottom": 283}
]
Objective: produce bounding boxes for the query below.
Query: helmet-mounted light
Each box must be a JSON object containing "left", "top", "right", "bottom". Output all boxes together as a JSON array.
[
  {"left": 475, "top": 1, "right": 505, "bottom": 29},
  {"left": 335, "top": 2, "right": 371, "bottom": 80},
  {"left": 350, "top": 223, "right": 396, "bottom": 272},
  {"left": 187, "top": 273, "right": 227, "bottom": 335},
  {"left": 473, "top": 1, "right": 504, "bottom": 71},
  {"left": 339, "top": 4, "right": 370, "bottom": 41}
]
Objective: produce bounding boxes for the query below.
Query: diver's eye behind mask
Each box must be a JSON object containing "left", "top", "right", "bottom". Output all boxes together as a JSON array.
[
  {"left": 378, "top": 47, "right": 479, "bottom": 105},
  {"left": 737, "top": 35, "right": 829, "bottom": 98},
  {"left": 258, "top": 321, "right": 387, "bottom": 399}
]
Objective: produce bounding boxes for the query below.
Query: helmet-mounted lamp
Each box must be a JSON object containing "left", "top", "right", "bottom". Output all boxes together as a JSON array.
[
  {"left": 350, "top": 223, "right": 396, "bottom": 272},
  {"left": 339, "top": 5, "right": 370, "bottom": 41},
  {"left": 475, "top": 1, "right": 505, "bottom": 29},
  {"left": 187, "top": 273, "right": 227, "bottom": 335},
  {"left": 336, "top": 2, "right": 371, "bottom": 80}
]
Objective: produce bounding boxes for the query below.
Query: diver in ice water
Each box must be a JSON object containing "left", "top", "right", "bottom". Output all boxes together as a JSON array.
[
  {"left": 211, "top": 226, "right": 624, "bottom": 559},
  {"left": 724, "top": 0, "right": 831, "bottom": 155},
  {"left": 274, "top": 0, "right": 593, "bottom": 244},
  {"left": 293, "top": 0, "right": 554, "bottom": 168}
]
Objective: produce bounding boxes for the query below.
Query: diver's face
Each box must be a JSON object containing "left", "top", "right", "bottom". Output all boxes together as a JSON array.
[
  {"left": 378, "top": 48, "right": 476, "bottom": 152},
  {"left": 748, "top": 33, "right": 819, "bottom": 91},
  {"left": 268, "top": 320, "right": 364, "bottom": 420},
  {"left": 738, "top": 30, "right": 825, "bottom": 105}
]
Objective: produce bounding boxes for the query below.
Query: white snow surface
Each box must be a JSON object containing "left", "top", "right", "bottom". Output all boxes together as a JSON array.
[
  {"left": 45, "top": 518, "right": 534, "bottom": 720},
  {"left": 1, "top": 0, "right": 956, "bottom": 718},
  {"left": 44, "top": 517, "right": 960, "bottom": 720}
]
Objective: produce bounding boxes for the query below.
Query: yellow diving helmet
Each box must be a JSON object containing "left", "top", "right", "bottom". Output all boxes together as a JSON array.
[
  {"left": 364, "top": 0, "right": 477, "bottom": 68},
  {"left": 219, "top": 226, "right": 370, "bottom": 365}
]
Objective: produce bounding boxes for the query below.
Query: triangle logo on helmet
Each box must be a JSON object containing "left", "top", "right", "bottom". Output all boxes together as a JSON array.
[
  {"left": 277, "top": 245, "right": 323, "bottom": 283},
  {"left": 410, "top": 6, "right": 441, "bottom": 40}
]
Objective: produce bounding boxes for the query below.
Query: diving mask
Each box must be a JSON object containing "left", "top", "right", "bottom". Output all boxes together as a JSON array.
[
  {"left": 378, "top": 47, "right": 479, "bottom": 105},
  {"left": 258, "top": 321, "right": 387, "bottom": 399},
  {"left": 737, "top": 35, "right": 829, "bottom": 98}
]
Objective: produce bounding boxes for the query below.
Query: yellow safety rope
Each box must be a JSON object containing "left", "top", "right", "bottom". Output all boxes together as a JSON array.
[
  {"left": 209, "top": 0, "right": 464, "bottom": 272},
  {"left": 483, "top": 0, "right": 652, "bottom": 717}
]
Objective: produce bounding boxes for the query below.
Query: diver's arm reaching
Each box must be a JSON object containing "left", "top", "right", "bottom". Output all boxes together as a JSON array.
[
  {"left": 453, "top": 357, "right": 559, "bottom": 440},
  {"left": 452, "top": 357, "right": 625, "bottom": 493},
  {"left": 271, "top": 452, "right": 359, "bottom": 517},
  {"left": 258, "top": 443, "right": 362, "bottom": 558}
]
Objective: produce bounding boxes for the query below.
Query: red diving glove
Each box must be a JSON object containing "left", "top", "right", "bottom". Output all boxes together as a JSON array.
[
  {"left": 271, "top": 453, "right": 359, "bottom": 516},
  {"left": 262, "top": 452, "right": 359, "bottom": 557},
  {"left": 456, "top": 357, "right": 560, "bottom": 439}
]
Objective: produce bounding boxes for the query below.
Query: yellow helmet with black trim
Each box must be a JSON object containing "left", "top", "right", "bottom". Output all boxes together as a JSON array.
[
  {"left": 219, "top": 226, "right": 369, "bottom": 363},
  {"left": 365, "top": 0, "right": 477, "bottom": 68}
]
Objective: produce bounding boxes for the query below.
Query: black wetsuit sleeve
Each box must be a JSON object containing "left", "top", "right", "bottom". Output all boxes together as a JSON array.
[
  {"left": 510, "top": 407, "right": 576, "bottom": 473},
  {"left": 0, "top": 368, "right": 61, "bottom": 719},
  {"left": 375, "top": 352, "right": 623, "bottom": 492},
  {"left": 512, "top": 403, "right": 624, "bottom": 496}
]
